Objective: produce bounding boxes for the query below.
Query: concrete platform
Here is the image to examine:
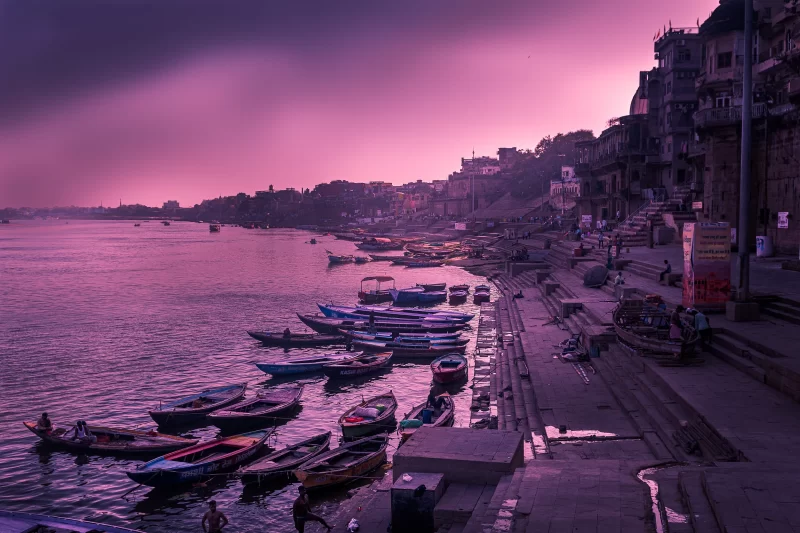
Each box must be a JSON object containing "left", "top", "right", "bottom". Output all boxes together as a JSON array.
[{"left": 393, "top": 427, "right": 524, "bottom": 485}]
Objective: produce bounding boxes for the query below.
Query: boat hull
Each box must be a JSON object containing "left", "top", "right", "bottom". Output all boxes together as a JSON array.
[
  {"left": 0, "top": 511, "right": 140, "bottom": 533},
  {"left": 294, "top": 437, "right": 388, "bottom": 490},
  {"left": 246, "top": 331, "right": 346, "bottom": 347},
  {"left": 339, "top": 393, "right": 398, "bottom": 439},
  {"left": 126, "top": 431, "right": 270, "bottom": 487},
  {"left": 298, "top": 314, "right": 466, "bottom": 335},
  {"left": 149, "top": 384, "right": 247, "bottom": 427},
  {"left": 240, "top": 433, "right": 332, "bottom": 485},
  {"left": 323, "top": 353, "right": 392, "bottom": 379}
]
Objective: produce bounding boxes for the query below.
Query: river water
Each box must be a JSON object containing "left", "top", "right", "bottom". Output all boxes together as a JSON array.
[{"left": 0, "top": 220, "right": 489, "bottom": 532}]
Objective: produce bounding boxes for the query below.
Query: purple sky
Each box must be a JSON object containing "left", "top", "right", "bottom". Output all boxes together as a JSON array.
[{"left": 0, "top": 0, "right": 718, "bottom": 208}]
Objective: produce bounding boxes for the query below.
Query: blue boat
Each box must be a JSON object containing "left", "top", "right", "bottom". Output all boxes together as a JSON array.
[
  {"left": 344, "top": 330, "right": 462, "bottom": 342},
  {"left": 317, "top": 303, "right": 473, "bottom": 323},
  {"left": 0, "top": 510, "right": 141, "bottom": 532},
  {"left": 417, "top": 291, "right": 447, "bottom": 303},
  {"left": 126, "top": 429, "right": 272, "bottom": 487},
  {"left": 389, "top": 287, "right": 426, "bottom": 304},
  {"left": 255, "top": 353, "right": 360, "bottom": 376}
]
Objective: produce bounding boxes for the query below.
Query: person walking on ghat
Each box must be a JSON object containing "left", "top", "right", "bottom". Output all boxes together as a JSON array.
[
  {"left": 693, "top": 309, "right": 712, "bottom": 350},
  {"left": 293, "top": 486, "right": 332, "bottom": 532},
  {"left": 202, "top": 500, "right": 228, "bottom": 533}
]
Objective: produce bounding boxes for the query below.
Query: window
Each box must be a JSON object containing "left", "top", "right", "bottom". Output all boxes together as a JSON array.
[
  {"left": 715, "top": 95, "right": 731, "bottom": 108},
  {"left": 677, "top": 49, "right": 691, "bottom": 62},
  {"left": 717, "top": 52, "right": 732, "bottom": 68},
  {"left": 666, "top": 81, "right": 672, "bottom": 93},
  {"left": 667, "top": 142, "right": 672, "bottom": 154}
]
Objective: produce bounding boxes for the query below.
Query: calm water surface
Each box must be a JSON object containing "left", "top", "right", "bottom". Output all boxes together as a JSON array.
[{"left": 0, "top": 221, "right": 490, "bottom": 532}]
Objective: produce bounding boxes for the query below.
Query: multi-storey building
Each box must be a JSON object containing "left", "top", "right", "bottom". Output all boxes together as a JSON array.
[
  {"left": 497, "top": 147, "right": 520, "bottom": 170},
  {"left": 688, "top": 0, "right": 800, "bottom": 253}
]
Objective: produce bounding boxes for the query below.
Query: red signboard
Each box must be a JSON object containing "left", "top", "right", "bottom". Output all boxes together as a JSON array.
[{"left": 682, "top": 222, "right": 731, "bottom": 310}]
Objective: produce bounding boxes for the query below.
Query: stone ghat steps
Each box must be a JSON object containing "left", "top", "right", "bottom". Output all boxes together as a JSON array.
[
  {"left": 712, "top": 328, "right": 800, "bottom": 403},
  {"left": 758, "top": 298, "right": 800, "bottom": 326},
  {"left": 679, "top": 471, "right": 721, "bottom": 533},
  {"left": 463, "top": 468, "right": 524, "bottom": 533},
  {"left": 434, "top": 482, "right": 496, "bottom": 528}
]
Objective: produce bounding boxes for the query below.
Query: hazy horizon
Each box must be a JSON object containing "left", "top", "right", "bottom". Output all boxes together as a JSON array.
[{"left": 0, "top": 0, "right": 718, "bottom": 208}]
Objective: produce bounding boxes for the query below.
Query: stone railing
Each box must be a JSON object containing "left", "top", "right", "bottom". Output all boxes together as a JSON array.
[{"left": 694, "top": 103, "right": 767, "bottom": 128}]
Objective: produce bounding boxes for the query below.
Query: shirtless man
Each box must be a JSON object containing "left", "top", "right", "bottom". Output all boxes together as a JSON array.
[
  {"left": 293, "top": 486, "right": 332, "bottom": 532},
  {"left": 36, "top": 412, "right": 53, "bottom": 433},
  {"left": 202, "top": 500, "right": 228, "bottom": 533}
]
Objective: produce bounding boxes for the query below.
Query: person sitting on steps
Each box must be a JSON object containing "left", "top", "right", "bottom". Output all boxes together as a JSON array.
[{"left": 659, "top": 259, "right": 672, "bottom": 281}]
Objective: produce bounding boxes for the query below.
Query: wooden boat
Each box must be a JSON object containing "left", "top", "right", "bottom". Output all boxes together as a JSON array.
[
  {"left": 358, "top": 276, "right": 395, "bottom": 303},
  {"left": 389, "top": 286, "right": 426, "bottom": 304},
  {"left": 323, "top": 352, "right": 393, "bottom": 378},
  {"left": 406, "top": 260, "right": 444, "bottom": 268},
  {"left": 449, "top": 284, "right": 470, "bottom": 292},
  {"left": 208, "top": 386, "right": 303, "bottom": 432},
  {"left": 209, "top": 224, "right": 221, "bottom": 232},
  {"left": 126, "top": 429, "right": 272, "bottom": 487},
  {"left": 239, "top": 432, "right": 332, "bottom": 485},
  {"left": 246, "top": 331, "right": 346, "bottom": 347},
  {"left": 327, "top": 255, "right": 355, "bottom": 264},
  {"left": 294, "top": 434, "right": 388, "bottom": 489},
  {"left": 0, "top": 510, "right": 141, "bottom": 532},
  {"left": 354, "top": 256, "right": 371, "bottom": 264},
  {"left": 474, "top": 284, "right": 491, "bottom": 292},
  {"left": 449, "top": 291, "right": 468, "bottom": 304},
  {"left": 343, "top": 330, "right": 462, "bottom": 342},
  {"left": 473, "top": 291, "right": 491, "bottom": 304},
  {"left": 255, "top": 353, "right": 360, "bottom": 376},
  {"left": 613, "top": 299, "right": 700, "bottom": 356},
  {"left": 149, "top": 384, "right": 247, "bottom": 427},
  {"left": 23, "top": 421, "right": 198, "bottom": 455},
  {"left": 431, "top": 353, "right": 469, "bottom": 384},
  {"left": 369, "top": 254, "right": 405, "bottom": 262},
  {"left": 417, "top": 282, "right": 446, "bottom": 292},
  {"left": 355, "top": 237, "right": 405, "bottom": 251},
  {"left": 418, "top": 291, "right": 447, "bottom": 303},
  {"left": 352, "top": 338, "right": 467, "bottom": 354},
  {"left": 298, "top": 314, "right": 467, "bottom": 335},
  {"left": 161, "top": 221, "right": 170, "bottom": 226},
  {"left": 339, "top": 392, "right": 398, "bottom": 438},
  {"left": 399, "top": 395, "right": 455, "bottom": 442},
  {"left": 345, "top": 332, "right": 468, "bottom": 347},
  {"left": 133, "top": 223, "right": 141, "bottom": 227},
  {"left": 309, "top": 238, "right": 317, "bottom": 244},
  {"left": 318, "top": 303, "right": 473, "bottom": 323}
]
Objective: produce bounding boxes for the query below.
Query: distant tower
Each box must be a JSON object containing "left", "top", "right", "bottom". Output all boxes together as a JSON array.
[{"left": 119, "top": 199, "right": 121, "bottom": 207}]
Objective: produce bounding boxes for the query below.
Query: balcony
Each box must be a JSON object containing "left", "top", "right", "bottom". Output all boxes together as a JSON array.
[
  {"left": 694, "top": 103, "right": 767, "bottom": 128},
  {"left": 695, "top": 67, "right": 743, "bottom": 90}
]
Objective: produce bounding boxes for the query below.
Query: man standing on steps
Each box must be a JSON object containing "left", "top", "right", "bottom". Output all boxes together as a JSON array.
[{"left": 659, "top": 259, "right": 672, "bottom": 282}]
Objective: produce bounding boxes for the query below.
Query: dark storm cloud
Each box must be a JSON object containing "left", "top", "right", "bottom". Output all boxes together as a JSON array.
[{"left": 0, "top": 0, "right": 546, "bottom": 124}]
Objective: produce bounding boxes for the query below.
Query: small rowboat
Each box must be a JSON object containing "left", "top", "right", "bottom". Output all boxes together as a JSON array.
[
  {"left": 344, "top": 331, "right": 467, "bottom": 346},
  {"left": 418, "top": 291, "right": 447, "bottom": 303},
  {"left": 323, "top": 352, "right": 392, "bottom": 378},
  {"left": 246, "top": 331, "right": 346, "bottom": 347},
  {"left": 294, "top": 434, "right": 388, "bottom": 490},
  {"left": 352, "top": 339, "right": 468, "bottom": 357},
  {"left": 474, "top": 284, "right": 491, "bottom": 292},
  {"left": 389, "top": 286, "right": 426, "bottom": 304},
  {"left": 23, "top": 422, "right": 198, "bottom": 455},
  {"left": 126, "top": 429, "right": 272, "bottom": 487},
  {"left": 431, "top": 353, "right": 469, "bottom": 384},
  {"left": 406, "top": 260, "right": 444, "bottom": 268},
  {"left": 473, "top": 291, "right": 491, "bottom": 304},
  {"left": 0, "top": 510, "right": 141, "bottom": 533},
  {"left": 327, "top": 252, "right": 356, "bottom": 264},
  {"left": 343, "top": 330, "right": 462, "bottom": 342},
  {"left": 339, "top": 391, "right": 398, "bottom": 438},
  {"left": 318, "top": 304, "right": 471, "bottom": 323},
  {"left": 613, "top": 299, "right": 700, "bottom": 357},
  {"left": 399, "top": 394, "right": 455, "bottom": 442},
  {"left": 298, "top": 314, "right": 467, "bottom": 335},
  {"left": 255, "top": 353, "right": 360, "bottom": 376},
  {"left": 149, "top": 384, "right": 247, "bottom": 427},
  {"left": 354, "top": 256, "right": 372, "bottom": 263},
  {"left": 208, "top": 386, "right": 303, "bottom": 432},
  {"left": 449, "top": 291, "right": 468, "bottom": 304},
  {"left": 320, "top": 304, "right": 474, "bottom": 322},
  {"left": 449, "top": 284, "right": 470, "bottom": 292},
  {"left": 240, "top": 432, "right": 332, "bottom": 485},
  {"left": 417, "top": 282, "right": 446, "bottom": 292}
]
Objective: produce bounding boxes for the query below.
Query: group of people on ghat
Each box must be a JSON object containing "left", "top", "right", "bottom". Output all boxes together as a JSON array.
[{"left": 35, "top": 413, "right": 97, "bottom": 443}]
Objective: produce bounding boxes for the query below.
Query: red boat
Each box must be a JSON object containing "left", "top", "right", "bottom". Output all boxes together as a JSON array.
[
  {"left": 449, "top": 291, "right": 468, "bottom": 304},
  {"left": 431, "top": 354, "right": 468, "bottom": 384}
]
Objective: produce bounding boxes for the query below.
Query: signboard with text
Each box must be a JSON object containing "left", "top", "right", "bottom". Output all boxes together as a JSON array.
[
  {"left": 581, "top": 215, "right": 593, "bottom": 227},
  {"left": 778, "top": 212, "right": 789, "bottom": 229},
  {"left": 692, "top": 201, "right": 703, "bottom": 210},
  {"left": 454, "top": 222, "right": 467, "bottom": 231},
  {"left": 682, "top": 222, "right": 731, "bottom": 310}
]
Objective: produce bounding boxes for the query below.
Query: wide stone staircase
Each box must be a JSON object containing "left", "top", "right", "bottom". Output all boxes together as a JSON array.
[{"left": 616, "top": 185, "right": 695, "bottom": 246}]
